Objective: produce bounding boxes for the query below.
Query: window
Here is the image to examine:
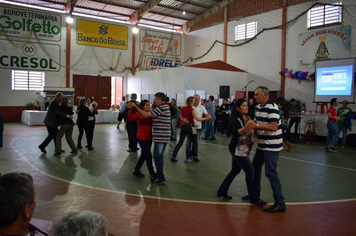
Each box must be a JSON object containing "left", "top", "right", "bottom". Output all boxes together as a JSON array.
[
  {"left": 235, "top": 21, "right": 257, "bottom": 41},
  {"left": 11, "top": 70, "right": 45, "bottom": 90},
  {"left": 307, "top": 2, "right": 342, "bottom": 29}
]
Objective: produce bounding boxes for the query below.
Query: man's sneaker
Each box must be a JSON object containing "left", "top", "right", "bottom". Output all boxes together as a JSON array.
[
  {"left": 193, "top": 157, "right": 200, "bottom": 162},
  {"left": 171, "top": 157, "right": 177, "bottom": 162},
  {"left": 328, "top": 147, "right": 337, "bottom": 153},
  {"left": 185, "top": 158, "right": 192, "bottom": 163},
  {"left": 133, "top": 171, "right": 145, "bottom": 178},
  {"left": 324, "top": 147, "right": 329, "bottom": 151},
  {"left": 153, "top": 178, "right": 166, "bottom": 185},
  {"left": 150, "top": 174, "right": 157, "bottom": 183}
]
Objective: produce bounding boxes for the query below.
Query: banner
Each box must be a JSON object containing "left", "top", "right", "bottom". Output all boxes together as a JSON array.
[
  {"left": 298, "top": 26, "right": 351, "bottom": 68},
  {"left": 140, "top": 55, "right": 180, "bottom": 71},
  {"left": 76, "top": 19, "right": 128, "bottom": 49},
  {"left": 0, "top": 4, "right": 62, "bottom": 41},
  {"left": 140, "top": 30, "right": 181, "bottom": 56},
  {"left": 0, "top": 40, "right": 61, "bottom": 71}
]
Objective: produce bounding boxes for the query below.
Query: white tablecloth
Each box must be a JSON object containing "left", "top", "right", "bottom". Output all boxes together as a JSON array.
[
  {"left": 21, "top": 110, "right": 120, "bottom": 126},
  {"left": 21, "top": 110, "right": 46, "bottom": 126}
]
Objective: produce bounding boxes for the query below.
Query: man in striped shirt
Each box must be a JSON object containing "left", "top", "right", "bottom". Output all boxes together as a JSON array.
[
  {"left": 249, "top": 86, "right": 286, "bottom": 213},
  {"left": 127, "top": 92, "right": 171, "bottom": 184}
]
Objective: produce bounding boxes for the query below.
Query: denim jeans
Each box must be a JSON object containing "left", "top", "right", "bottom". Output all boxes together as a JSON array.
[
  {"left": 172, "top": 125, "right": 197, "bottom": 158},
  {"left": 204, "top": 114, "right": 216, "bottom": 139},
  {"left": 136, "top": 139, "right": 155, "bottom": 176},
  {"left": 221, "top": 115, "right": 230, "bottom": 134},
  {"left": 325, "top": 121, "right": 338, "bottom": 148},
  {"left": 153, "top": 142, "right": 167, "bottom": 180},
  {"left": 218, "top": 154, "right": 259, "bottom": 203},
  {"left": 252, "top": 149, "right": 285, "bottom": 205},
  {"left": 171, "top": 116, "right": 178, "bottom": 139},
  {"left": 289, "top": 117, "right": 301, "bottom": 138},
  {"left": 185, "top": 129, "right": 202, "bottom": 160},
  {"left": 337, "top": 125, "right": 347, "bottom": 146}
]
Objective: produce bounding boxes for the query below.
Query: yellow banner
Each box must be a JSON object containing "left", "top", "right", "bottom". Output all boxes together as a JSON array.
[{"left": 76, "top": 19, "right": 128, "bottom": 49}]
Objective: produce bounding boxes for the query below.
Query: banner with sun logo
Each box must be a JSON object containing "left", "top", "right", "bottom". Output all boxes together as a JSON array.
[{"left": 297, "top": 25, "right": 351, "bottom": 68}]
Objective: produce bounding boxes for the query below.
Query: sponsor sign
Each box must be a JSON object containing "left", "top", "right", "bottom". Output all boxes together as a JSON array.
[
  {"left": 0, "top": 4, "right": 61, "bottom": 41},
  {"left": 0, "top": 39, "right": 61, "bottom": 71},
  {"left": 298, "top": 26, "right": 351, "bottom": 68},
  {"left": 140, "top": 55, "right": 180, "bottom": 71},
  {"left": 140, "top": 30, "right": 181, "bottom": 56},
  {"left": 76, "top": 19, "right": 128, "bottom": 49}
]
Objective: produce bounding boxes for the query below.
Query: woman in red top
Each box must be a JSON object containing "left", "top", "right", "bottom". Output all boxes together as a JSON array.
[
  {"left": 325, "top": 98, "right": 344, "bottom": 152},
  {"left": 171, "top": 96, "right": 210, "bottom": 163},
  {"left": 128, "top": 99, "right": 155, "bottom": 179}
]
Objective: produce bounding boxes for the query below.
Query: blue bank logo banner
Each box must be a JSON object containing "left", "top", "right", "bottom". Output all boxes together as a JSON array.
[
  {"left": 0, "top": 3, "right": 62, "bottom": 42},
  {"left": 140, "top": 55, "right": 180, "bottom": 71},
  {"left": 0, "top": 39, "right": 61, "bottom": 71}
]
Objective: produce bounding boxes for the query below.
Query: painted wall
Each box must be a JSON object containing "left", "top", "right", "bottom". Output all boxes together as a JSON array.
[{"left": 183, "top": 0, "right": 356, "bottom": 112}]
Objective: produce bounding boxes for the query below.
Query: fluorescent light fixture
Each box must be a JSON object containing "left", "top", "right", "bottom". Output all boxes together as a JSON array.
[
  {"left": 132, "top": 27, "right": 139, "bottom": 34},
  {"left": 183, "top": 11, "right": 186, "bottom": 15},
  {"left": 66, "top": 16, "right": 74, "bottom": 24}
]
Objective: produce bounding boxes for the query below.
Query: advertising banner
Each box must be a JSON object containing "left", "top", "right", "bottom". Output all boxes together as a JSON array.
[
  {"left": 140, "top": 29, "right": 181, "bottom": 56},
  {"left": 140, "top": 55, "right": 180, "bottom": 71},
  {"left": 0, "top": 40, "right": 61, "bottom": 71},
  {"left": 298, "top": 25, "right": 351, "bottom": 68},
  {"left": 76, "top": 19, "right": 128, "bottom": 49},
  {"left": 0, "top": 3, "right": 62, "bottom": 41}
]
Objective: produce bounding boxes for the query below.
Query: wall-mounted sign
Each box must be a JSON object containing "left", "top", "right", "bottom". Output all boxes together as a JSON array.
[
  {"left": 298, "top": 25, "right": 351, "bottom": 68},
  {"left": 0, "top": 4, "right": 61, "bottom": 41},
  {"left": 140, "top": 55, "right": 180, "bottom": 71},
  {"left": 76, "top": 19, "right": 128, "bottom": 49},
  {"left": 0, "top": 39, "right": 61, "bottom": 71},
  {"left": 140, "top": 30, "right": 181, "bottom": 56}
]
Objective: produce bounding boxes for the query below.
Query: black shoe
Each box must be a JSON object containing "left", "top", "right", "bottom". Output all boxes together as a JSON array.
[
  {"left": 253, "top": 199, "right": 267, "bottom": 206},
  {"left": 38, "top": 146, "right": 46, "bottom": 154},
  {"left": 170, "top": 138, "right": 176, "bottom": 141},
  {"left": 202, "top": 137, "right": 209, "bottom": 140},
  {"left": 263, "top": 204, "right": 286, "bottom": 213},
  {"left": 217, "top": 193, "right": 233, "bottom": 199},
  {"left": 54, "top": 152, "right": 61, "bottom": 155},
  {"left": 88, "top": 147, "right": 94, "bottom": 151},
  {"left": 209, "top": 138, "right": 216, "bottom": 141},
  {"left": 61, "top": 150, "right": 65, "bottom": 153},
  {"left": 133, "top": 171, "right": 145, "bottom": 178},
  {"left": 85, "top": 145, "right": 88, "bottom": 148},
  {"left": 241, "top": 195, "right": 250, "bottom": 200},
  {"left": 171, "top": 157, "right": 177, "bottom": 162},
  {"left": 152, "top": 178, "right": 166, "bottom": 185},
  {"left": 127, "top": 149, "right": 137, "bottom": 152},
  {"left": 70, "top": 151, "right": 78, "bottom": 154},
  {"left": 193, "top": 157, "right": 200, "bottom": 162},
  {"left": 150, "top": 173, "right": 157, "bottom": 183},
  {"left": 77, "top": 146, "right": 83, "bottom": 150}
]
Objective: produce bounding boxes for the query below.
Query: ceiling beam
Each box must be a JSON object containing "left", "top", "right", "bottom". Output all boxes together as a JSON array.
[
  {"left": 138, "top": 0, "right": 164, "bottom": 17},
  {"left": 65, "top": 0, "right": 77, "bottom": 14},
  {"left": 182, "top": 0, "right": 238, "bottom": 33}
]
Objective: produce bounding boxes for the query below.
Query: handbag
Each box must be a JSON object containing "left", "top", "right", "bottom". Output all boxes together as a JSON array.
[{"left": 191, "top": 126, "right": 197, "bottom": 135}]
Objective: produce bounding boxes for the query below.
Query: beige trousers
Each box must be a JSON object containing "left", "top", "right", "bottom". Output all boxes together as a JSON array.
[{"left": 55, "top": 124, "right": 77, "bottom": 153}]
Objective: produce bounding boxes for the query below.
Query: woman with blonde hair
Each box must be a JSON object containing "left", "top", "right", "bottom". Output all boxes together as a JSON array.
[{"left": 171, "top": 96, "right": 210, "bottom": 163}]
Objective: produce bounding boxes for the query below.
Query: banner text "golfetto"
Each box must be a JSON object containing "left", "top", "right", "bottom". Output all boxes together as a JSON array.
[{"left": 0, "top": 15, "right": 60, "bottom": 34}]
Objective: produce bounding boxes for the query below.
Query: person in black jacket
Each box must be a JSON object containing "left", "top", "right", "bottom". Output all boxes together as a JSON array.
[
  {"left": 76, "top": 98, "right": 92, "bottom": 150},
  {"left": 54, "top": 97, "right": 78, "bottom": 155},
  {"left": 86, "top": 97, "right": 98, "bottom": 150}
]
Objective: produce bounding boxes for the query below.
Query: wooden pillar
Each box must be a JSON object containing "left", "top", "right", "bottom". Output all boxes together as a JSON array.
[
  {"left": 66, "top": 23, "right": 71, "bottom": 87},
  {"left": 223, "top": 6, "right": 228, "bottom": 63},
  {"left": 280, "top": 0, "right": 287, "bottom": 97}
]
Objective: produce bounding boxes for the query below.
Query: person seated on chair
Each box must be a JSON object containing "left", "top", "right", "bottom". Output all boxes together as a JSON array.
[
  {"left": 48, "top": 211, "right": 110, "bottom": 236},
  {"left": 288, "top": 98, "right": 301, "bottom": 140},
  {"left": 0, "top": 172, "right": 37, "bottom": 235}
]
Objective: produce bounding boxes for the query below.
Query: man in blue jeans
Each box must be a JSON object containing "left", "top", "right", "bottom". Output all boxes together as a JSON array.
[
  {"left": 249, "top": 86, "right": 286, "bottom": 213},
  {"left": 127, "top": 92, "right": 171, "bottom": 184},
  {"left": 185, "top": 94, "right": 211, "bottom": 162},
  {"left": 203, "top": 95, "right": 216, "bottom": 140}
]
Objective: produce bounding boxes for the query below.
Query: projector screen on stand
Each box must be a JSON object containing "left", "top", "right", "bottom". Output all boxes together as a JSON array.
[{"left": 314, "top": 58, "right": 355, "bottom": 103}]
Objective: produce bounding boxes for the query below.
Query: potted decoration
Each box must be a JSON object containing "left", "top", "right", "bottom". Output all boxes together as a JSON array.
[{"left": 26, "top": 102, "right": 35, "bottom": 110}]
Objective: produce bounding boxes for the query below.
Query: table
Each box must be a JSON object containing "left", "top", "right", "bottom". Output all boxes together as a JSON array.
[
  {"left": 21, "top": 110, "right": 120, "bottom": 126},
  {"left": 21, "top": 110, "right": 47, "bottom": 126}
]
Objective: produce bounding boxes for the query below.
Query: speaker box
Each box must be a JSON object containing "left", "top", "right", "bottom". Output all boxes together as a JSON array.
[{"left": 219, "top": 86, "right": 230, "bottom": 99}]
